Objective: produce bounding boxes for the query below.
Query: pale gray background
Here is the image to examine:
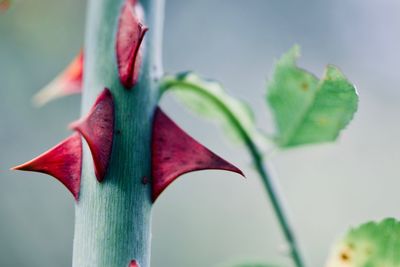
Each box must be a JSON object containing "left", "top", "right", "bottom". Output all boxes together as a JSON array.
[{"left": 1, "top": 0, "right": 399, "bottom": 266}]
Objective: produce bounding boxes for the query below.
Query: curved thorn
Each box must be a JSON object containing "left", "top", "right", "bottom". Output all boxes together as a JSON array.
[
  {"left": 70, "top": 88, "right": 114, "bottom": 182},
  {"left": 116, "top": 0, "right": 148, "bottom": 89},
  {"left": 12, "top": 133, "right": 82, "bottom": 200},
  {"left": 129, "top": 260, "right": 140, "bottom": 267},
  {"left": 151, "top": 107, "right": 244, "bottom": 202},
  {"left": 33, "top": 50, "right": 83, "bottom": 107}
]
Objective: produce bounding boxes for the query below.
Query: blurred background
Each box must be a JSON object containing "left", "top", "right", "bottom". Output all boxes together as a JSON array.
[{"left": 1, "top": 0, "right": 400, "bottom": 266}]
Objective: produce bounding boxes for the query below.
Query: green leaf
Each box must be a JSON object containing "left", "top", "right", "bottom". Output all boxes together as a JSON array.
[
  {"left": 159, "top": 72, "right": 267, "bottom": 147},
  {"left": 325, "top": 218, "right": 400, "bottom": 267},
  {"left": 266, "top": 45, "right": 358, "bottom": 148}
]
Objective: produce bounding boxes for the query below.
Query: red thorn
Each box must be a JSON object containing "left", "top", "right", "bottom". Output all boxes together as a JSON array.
[
  {"left": 129, "top": 260, "right": 140, "bottom": 267},
  {"left": 70, "top": 89, "right": 114, "bottom": 182},
  {"left": 33, "top": 50, "right": 84, "bottom": 106},
  {"left": 116, "top": 0, "right": 148, "bottom": 89},
  {"left": 12, "top": 133, "right": 82, "bottom": 200},
  {"left": 151, "top": 107, "right": 244, "bottom": 202}
]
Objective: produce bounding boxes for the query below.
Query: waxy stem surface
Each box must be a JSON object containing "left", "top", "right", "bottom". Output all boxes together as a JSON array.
[{"left": 72, "top": 0, "right": 164, "bottom": 266}]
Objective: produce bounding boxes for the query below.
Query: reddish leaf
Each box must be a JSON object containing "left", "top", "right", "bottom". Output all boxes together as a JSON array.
[
  {"left": 151, "top": 107, "right": 244, "bottom": 202},
  {"left": 0, "top": 0, "right": 10, "bottom": 11},
  {"left": 70, "top": 89, "right": 114, "bottom": 182},
  {"left": 129, "top": 260, "right": 139, "bottom": 267},
  {"left": 33, "top": 50, "right": 83, "bottom": 106},
  {"left": 116, "top": 0, "right": 148, "bottom": 89},
  {"left": 12, "top": 133, "right": 82, "bottom": 200}
]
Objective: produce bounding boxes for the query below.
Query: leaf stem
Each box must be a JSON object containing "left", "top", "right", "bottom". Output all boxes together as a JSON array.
[
  {"left": 160, "top": 80, "right": 305, "bottom": 267},
  {"left": 250, "top": 148, "right": 305, "bottom": 267}
]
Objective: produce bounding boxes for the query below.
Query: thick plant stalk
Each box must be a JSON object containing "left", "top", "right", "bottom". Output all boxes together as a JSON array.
[{"left": 72, "top": 0, "right": 164, "bottom": 266}]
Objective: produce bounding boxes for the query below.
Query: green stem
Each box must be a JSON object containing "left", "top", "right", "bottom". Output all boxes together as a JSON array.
[
  {"left": 250, "top": 151, "right": 305, "bottom": 267},
  {"left": 160, "top": 80, "right": 305, "bottom": 267},
  {"left": 72, "top": 0, "right": 164, "bottom": 266}
]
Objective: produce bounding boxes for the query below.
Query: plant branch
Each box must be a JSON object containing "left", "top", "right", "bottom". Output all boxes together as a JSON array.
[
  {"left": 160, "top": 79, "right": 305, "bottom": 267},
  {"left": 251, "top": 151, "right": 305, "bottom": 267}
]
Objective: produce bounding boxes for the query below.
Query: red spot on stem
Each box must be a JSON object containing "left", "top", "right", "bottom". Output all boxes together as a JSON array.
[
  {"left": 116, "top": 0, "right": 148, "bottom": 89},
  {"left": 151, "top": 107, "right": 244, "bottom": 202},
  {"left": 70, "top": 89, "right": 114, "bottom": 182},
  {"left": 34, "top": 50, "right": 84, "bottom": 106},
  {"left": 12, "top": 133, "right": 82, "bottom": 200},
  {"left": 129, "top": 260, "right": 140, "bottom": 267}
]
